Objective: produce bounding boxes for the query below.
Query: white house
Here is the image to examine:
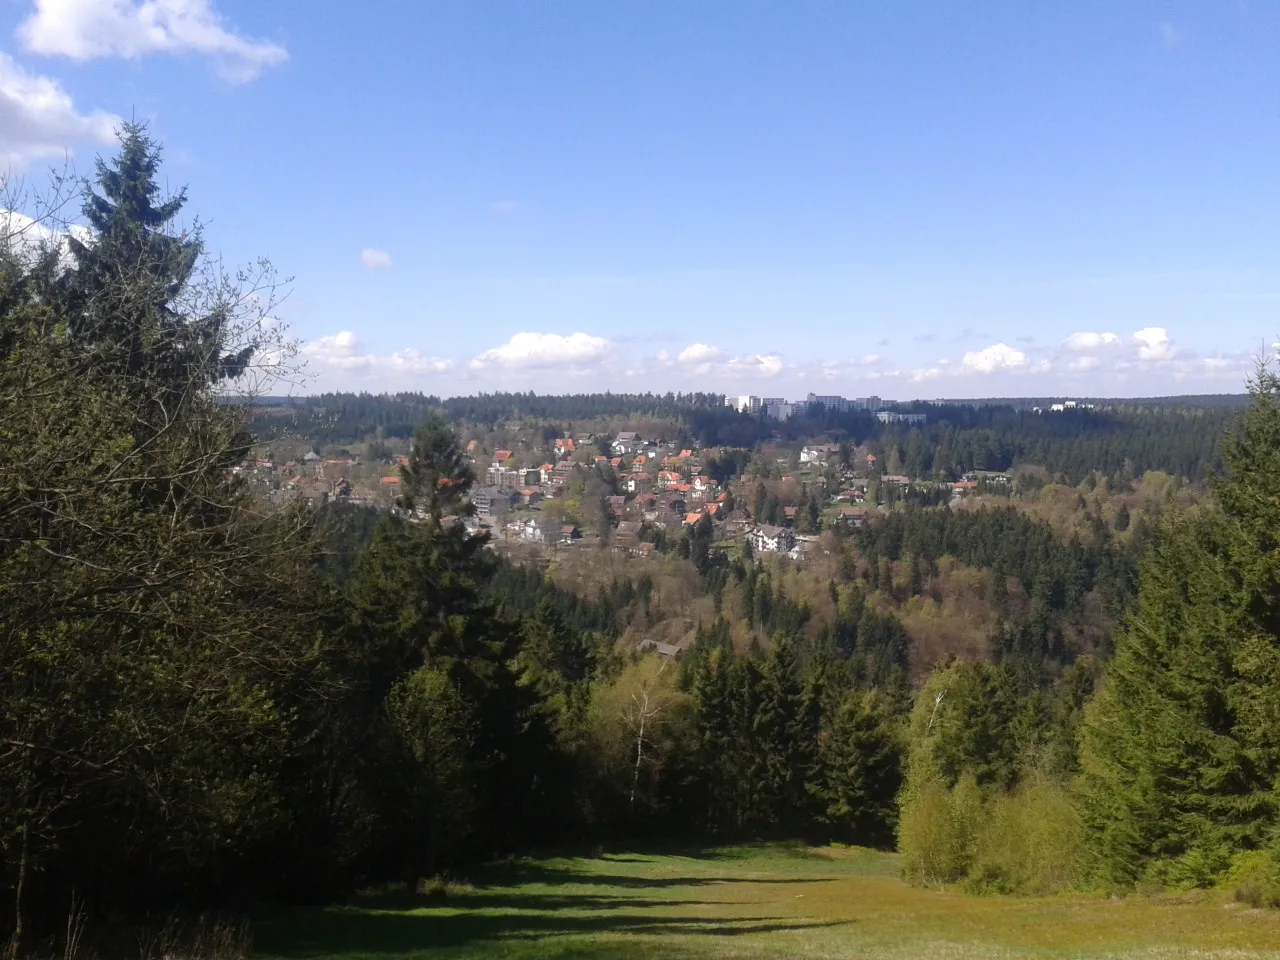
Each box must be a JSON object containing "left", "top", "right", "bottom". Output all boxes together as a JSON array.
[
  {"left": 751, "top": 524, "right": 796, "bottom": 554},
  {"left": 611, "top": 431, "right": 642, "bottom": 455},
  {"left": 800, "top": 443, "right": 840, "bottom": 464}
]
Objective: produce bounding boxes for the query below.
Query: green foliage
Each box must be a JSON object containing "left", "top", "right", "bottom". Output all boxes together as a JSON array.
[
  {"left": 385, "top": 668, "right": 478, "bottom": 872},
  {"left": 898, "top": 774, "right": 982, "bottom": 885},
  {"left": 967, "top": 775, "right": 1082, "bottom": 895},
  {"left": 818, "top": 692, "right": 902, "bottom": 847},
  {"left": 0, "top": 126, "right": 325, "bottom": 927},
  {"left": 1076, "top": 367, "right": 1280, "bottom": 890}
]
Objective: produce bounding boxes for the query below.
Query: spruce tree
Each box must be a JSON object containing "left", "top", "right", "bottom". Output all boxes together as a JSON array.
[
  {"left": 60, "top": 123, "right": 255, "bottom": 393},
  {"left": 1076, "top": 367, "right": 1280, "bottom": 887},
  {"left": 820, "top": 691, "right": 902, "bottom": 846}
]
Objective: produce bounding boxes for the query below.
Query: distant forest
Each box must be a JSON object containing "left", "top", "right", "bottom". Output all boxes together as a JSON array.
[{"left": 250, "top": 391, "right": 1241, "bottom": 483}]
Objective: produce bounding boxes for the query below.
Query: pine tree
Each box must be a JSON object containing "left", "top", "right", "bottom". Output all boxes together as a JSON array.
[
  {"left": 1076, "top": 367, "right": 1280, "bottom": 887},
  {"left": 753, "top": 635, "right": 817, "bottom": 831},
  {"left": 60, "top": 123, "right": 254, "bottom": 393},
  {"left": 820, "top": 691, "right": 902, "bottom": 846}
]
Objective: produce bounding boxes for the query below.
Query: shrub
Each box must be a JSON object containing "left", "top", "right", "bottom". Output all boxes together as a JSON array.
[
  {"left": 898, "top": 773, "right": 982, "bottom": 885},
  {"left": 1224, "top": 846, "right": 1280, "bottom": 909},
  {"left": 967, "top": 775, "right": 1081, "bottom": 895}
]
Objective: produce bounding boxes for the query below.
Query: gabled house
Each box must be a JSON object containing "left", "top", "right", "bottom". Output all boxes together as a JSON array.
[
  {"left": 614, "top": 520, "right": 641, "bottom": 546},
  {"left": 621, "top": 473, "right": 652, "bottom": 495},
  {"left": 554, "top": 438, "right": 576, "bottom": 458},
  {"left": 559, "top": 524, "right": 580, "bottom": 543},
  {"left": 656, "top": 470, "right": 682, "bottom": 490},
  {"left": 751, "top": 524, "right": 796, "bottom": 554},
  {"left": 520, "top": 517, "right": 551, "bottom": 543},
  {"left": 611, "top": 431, "right": 641, "bottom": 455},
  {"left": 836, "top": 507, "right": 868, "bottom": 528},
  {"left": 493, "top": 450, "right": 513, "bottom": 465},
  {"left": 800, "top": 443, "right": 840, "bottom": 465}
]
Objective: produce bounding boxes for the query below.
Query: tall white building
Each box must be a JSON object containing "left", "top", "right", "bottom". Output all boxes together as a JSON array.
[{"left": 726, "top": 395, "right": 762, "bottom": 414}]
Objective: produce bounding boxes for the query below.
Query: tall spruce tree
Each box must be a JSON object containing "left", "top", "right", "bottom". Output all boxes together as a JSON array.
[
  {"left": 1076, "top": 367, "right": 1280, "bottom": 887},
  {"left": 60, "top": 123, "right": 254, "bottom": 393},
  {"left": 0, "top": 128, "right": 323, "bottom": 933}
]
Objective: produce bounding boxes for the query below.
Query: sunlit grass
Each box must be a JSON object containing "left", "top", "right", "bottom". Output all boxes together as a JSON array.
[{"left": 255, "top": 843, "right": 1280, "bottom": 960}]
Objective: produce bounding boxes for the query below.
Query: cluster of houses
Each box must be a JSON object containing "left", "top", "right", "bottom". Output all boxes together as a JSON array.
[
  {"left": 230, "top": 449, "right": 393, "bottom": 507},
  {"left": 234, "top": 423, "right": 1014, "bottom": 567},
  {"left": 466, "top": 429, "right": 742, "bottom": 549}
]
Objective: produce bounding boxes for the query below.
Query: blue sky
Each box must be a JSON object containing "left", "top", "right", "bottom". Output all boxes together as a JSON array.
[{"left": 3, "top": 1, "right": 1279, "bottom": 397}]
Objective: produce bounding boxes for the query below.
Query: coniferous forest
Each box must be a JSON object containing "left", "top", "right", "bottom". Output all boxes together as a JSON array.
[{"left": 5, "top": 129, "right": 1280, "bottom": 959}]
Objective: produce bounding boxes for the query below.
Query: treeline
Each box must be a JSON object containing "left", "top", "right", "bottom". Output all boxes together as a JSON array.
[
  {"left": 251, "top": 391, "right": 740, "bottom": 446},
  {"left": 258, "top": 388, "right": 1232, "bottom": 486}
]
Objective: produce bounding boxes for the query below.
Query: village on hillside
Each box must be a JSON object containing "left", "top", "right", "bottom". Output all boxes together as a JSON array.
[{"left": 232, "top": 395, "right": 1016, "bottom": 568}]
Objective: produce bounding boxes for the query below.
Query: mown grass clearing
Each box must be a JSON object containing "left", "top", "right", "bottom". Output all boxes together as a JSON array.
[{"left": 256, "top": 843, "right": 1280, "bottom": 960}]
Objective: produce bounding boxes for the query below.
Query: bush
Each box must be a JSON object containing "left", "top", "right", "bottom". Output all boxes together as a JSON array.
[
  {"left": 967, "top": 775, "right": 1081, "bottom": 895},
  {"left": 898, "top": 773, "right": 982, "bottom": 885},
  {"left": 1224, "top": 847, "right": 1280, "bottom": 909}
]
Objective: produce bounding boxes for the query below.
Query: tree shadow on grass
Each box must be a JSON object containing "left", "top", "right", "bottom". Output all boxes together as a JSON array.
[
  {"left": 257, "top": 849, "right": 852, "bottom": 958},
  {"left": 476, "top": 863, "right": 838, "bottom": 890},
  {"left": 259, "top": 907, "right": 851, "bottom": 957}
]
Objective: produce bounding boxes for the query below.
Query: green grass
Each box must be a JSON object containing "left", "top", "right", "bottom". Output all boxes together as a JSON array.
[{"left": 255, "top": 843, "right": 1280, "bottom": 960}]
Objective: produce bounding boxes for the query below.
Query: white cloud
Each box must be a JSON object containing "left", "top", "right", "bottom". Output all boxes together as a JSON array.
[
  {"left": 1062, "top": 331, "right": 1119, "bottom": 352},
  {"left": 18, "top": 0, "right": 288, "bottom": 83},
  {"left": 0, "top": 207, "right": 94, "bottom": 270},
  {"left": 961, "top": 342, "right": 1028, "bottom": 374},
  {"left": 674, "top": 342, "right": 785, "bottom": 379},
  {"left": 300, "top": 331, "right": 452, "bottom": 380},
  {"left": 911, "top": 367, "right": 944, "bottom": 383},
  {"left": 470, "top": 331, "right": 612, "bottom": 370},
  {"left": 359, "top": 248, "right": 391, "bottom": 270},
  {"left": 0, "top": 51, "right": 118, "bottom": 170},
  {"left": 677, "top": 343, "right": 727, "bottom": 364},
  {"left": 1068, "top": 356, "right": 1101, "bottom": 373},
  {"left": 727, "top": 353, "right": 783, "bottom": 377},
  {"left": 1133, "top": 326, "right": 1177, "bottom": 362}
]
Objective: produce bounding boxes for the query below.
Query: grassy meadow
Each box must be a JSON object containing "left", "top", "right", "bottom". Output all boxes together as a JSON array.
[{"left": 255, "top": 844, "right": 1280, "bottom": 960}]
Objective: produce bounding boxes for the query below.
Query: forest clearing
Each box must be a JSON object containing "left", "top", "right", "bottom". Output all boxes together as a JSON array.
[{"left": 255, "top": 845, "right": 1280, "bottom": 960}]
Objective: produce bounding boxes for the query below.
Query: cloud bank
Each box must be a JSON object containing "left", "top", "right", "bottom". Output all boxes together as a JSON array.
[
  {"left": 292, "top": 324, "right": 1258, "bottom": 397},
  {"left": 18, "top": 0, "right": 288, "bottom": 82},
  {"left": 0, "top": 51, "right": 118, "bottom": 170}
]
